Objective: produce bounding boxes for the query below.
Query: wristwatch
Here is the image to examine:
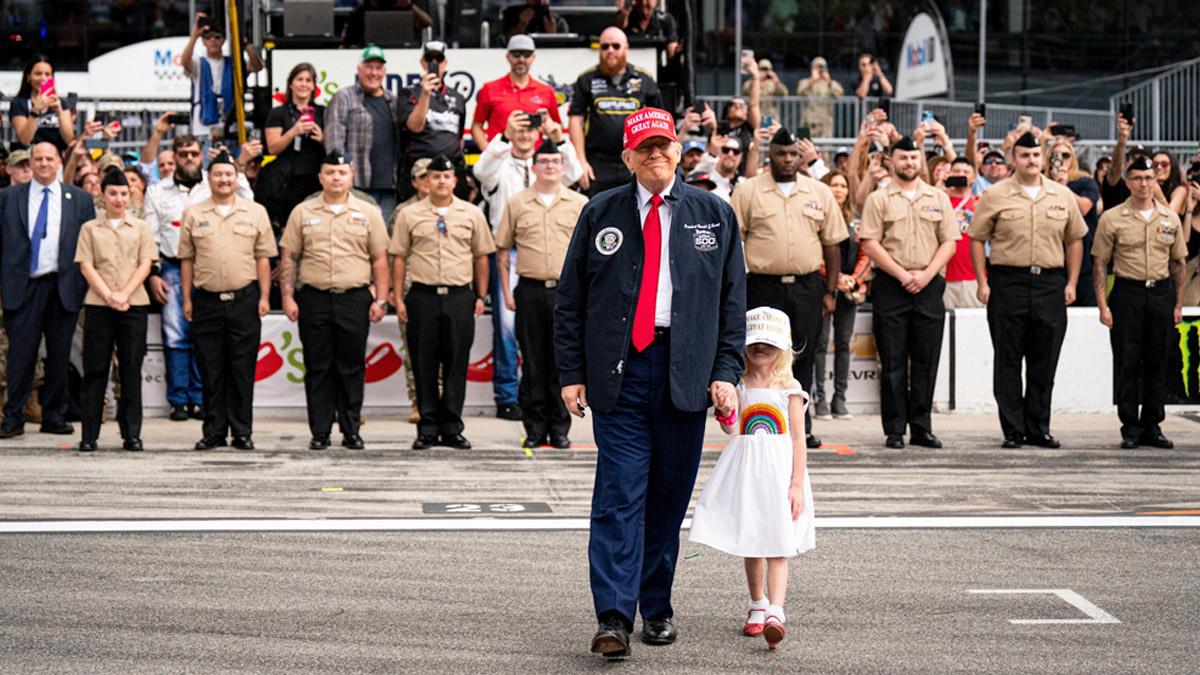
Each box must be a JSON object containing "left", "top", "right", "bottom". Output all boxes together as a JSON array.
[{"left": 374, "top": 299, "right": 389, "bottom": 309}]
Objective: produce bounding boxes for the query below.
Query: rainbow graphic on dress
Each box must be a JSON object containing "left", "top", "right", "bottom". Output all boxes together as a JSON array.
[{"left": 740, "top": 403, "right": 787, "bottom": 435}]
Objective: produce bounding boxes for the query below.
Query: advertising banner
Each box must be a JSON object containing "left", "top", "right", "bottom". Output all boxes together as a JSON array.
[{"left": 895, "top": 12, "right": 953, "bottom": 100}]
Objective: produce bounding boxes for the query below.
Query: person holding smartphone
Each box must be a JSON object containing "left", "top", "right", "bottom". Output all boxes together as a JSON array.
[
  {"left": 854, "top": 53, "right": 893, "bottom": 99},
  {"left": 8, "top": 55, "right": 76, "bottom": 151},
  {"left": 261, "top": 62, "right": 325, "bottom": 228},
  {"left": 398, "top": 41, "right": 468, "bottom": 203}
]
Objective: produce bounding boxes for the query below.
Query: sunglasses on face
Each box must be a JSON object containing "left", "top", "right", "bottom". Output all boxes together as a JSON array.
[
  {"left": 983, "top": 158, "right": 1005, "bottom": 165},
  {"left": 436, "top": 214, "right": 447, "bottom": 235},
  {"left": 720, "top": 147, "right": 742, "bottom": 155},
  {"left": 175, "top": 150, "right": 201, "bottom": 158},
  {"left": 1053, "top": 153, "right": 1072, "bottom": 160},
  {"left": 509, "top": 50, "right": 533, "bottom": 59},
  {"left": 599, "top": 43, "right": 623, "bottom": 51},
  {"left": 1153, "top": 160, "right": 1171, "bottom": 169}
]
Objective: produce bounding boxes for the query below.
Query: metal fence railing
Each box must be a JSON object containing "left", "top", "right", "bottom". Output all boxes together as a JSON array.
[
  {"left": 1110, "top": 57, "right": 1200, "bottom": 143},
  {"left": 695, "top": 95, "right": 1118, "bottom": 144}
]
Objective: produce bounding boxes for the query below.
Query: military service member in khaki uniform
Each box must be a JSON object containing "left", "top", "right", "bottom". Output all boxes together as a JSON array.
[
  {"left": 733, "top": 126, "right": 847, "bottom": 449},
  {"left": 495, "top": 140, "right": 588, "bottom": 449},
  {"left": 279, "top": 151, "right": 391, "bottom": 451},
  {"left": 859, "top": 136, "right": 960, "bottom": 449},
  {"left": 390, "top": 155, "right": 495, "bottom": 450},
  {"left": 74, "top": 170, "right": 158, "bottom": 452},
  {"left": 394, "top": 156, "right": 432, "bottom": 423},
  {"left": 970, "top": 132, "right": 1087, "bottom": 449},
  {"left": 1092, "top": 155, "right": 1188, "bottom": 449},
  {"left": 178, "top": 152, "right": 278, "bottom": 451}
]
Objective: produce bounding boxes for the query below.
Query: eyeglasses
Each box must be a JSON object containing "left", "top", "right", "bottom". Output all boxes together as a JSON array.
[
  {"left": 175, "top": 150, "right": 201, "bottom": 158},
  {"left": 1053, "top": 152, "right": 1072, "bottom": 159},
  {"left": 720, "top": 147, "right": 742, "bottom": 155},
  {"left": 728, "top": 101, "right": 747, "bottom": 108},
  {"left": 983, "top": 158, "right": 1005, "bottom": 165},
  {"left": 534, "top": 157, "right": 563, "bottom": 166},
  {"left": 509, "top": 50, "right": 533, "bottom": 59},
  {"left": 599, "top": 43, "right": 623, "bottom": 51},
  {"left": 1153, "top": 160, "right": 1172, "bottom": 169},
  {"left": 436, "top": 214, "right": 447, "bottom": 235}
]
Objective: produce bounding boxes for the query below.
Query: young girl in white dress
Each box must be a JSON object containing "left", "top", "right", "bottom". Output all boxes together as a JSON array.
[{"left": 689, "top": 306, "right": 815, "bottom": 650}]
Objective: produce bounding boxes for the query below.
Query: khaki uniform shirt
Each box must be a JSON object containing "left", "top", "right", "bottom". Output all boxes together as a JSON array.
[
  {"left": 494, "top": 187, "right": 588, "bottom": 281},
  {"left": 389, "top": 196, "right": 496, "bottom": 287},
  {"left": 969, "top": 176, "right": 1088, "bottom": 268},
  {"left": 280, "top": 195, "right": 389, "bottom": 291},
  {"left": 178, "top": 197, "right": 278, "bottom": 292},
  {"left": 1091, "top": 199, "right": 1186, "bottom": 281},
  {"left": 74, "top": 215, "right": 158, "bottom": 306},
  {"left": 859, "top": 180, "right": 960, "bottom": 270},
  {"left": 731, "top": 172, "right": 849, "bottom": 275}
]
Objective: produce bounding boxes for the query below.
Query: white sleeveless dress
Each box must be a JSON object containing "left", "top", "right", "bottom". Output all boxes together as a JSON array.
[{"left": 689, "top": 386, "right": 816, "bottom": 557}]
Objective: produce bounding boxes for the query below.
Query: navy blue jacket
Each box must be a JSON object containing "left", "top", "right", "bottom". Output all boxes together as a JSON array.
[
  {"left": 555, "top": 178, "right": 746, "bottom": 413},
  {"left": 0, "top": 181, "right": 94, "bottom": 313}
]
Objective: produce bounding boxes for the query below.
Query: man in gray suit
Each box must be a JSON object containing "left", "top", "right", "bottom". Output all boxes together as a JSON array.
[{"left": 0, "top": 142, "right": 95, "bottom": 438}]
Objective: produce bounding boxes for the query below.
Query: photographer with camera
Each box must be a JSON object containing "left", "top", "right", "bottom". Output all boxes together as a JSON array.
[
  {"left": 181, "top": 12, "right": 263, "bottom": 141},
  {"left": 399, "top": 41, "right": 468, "bottom": 202},
  {"left": 471, "top": 35, "right": 563, "bottom": 152}
]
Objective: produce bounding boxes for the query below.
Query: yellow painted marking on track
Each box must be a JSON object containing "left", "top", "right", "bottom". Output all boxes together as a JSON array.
[
  {"left": 320, "top": 487, "right": 344, "bottom": 493},
  {"left": 523, "top": 447, "right": 534, "bottom": 458}
]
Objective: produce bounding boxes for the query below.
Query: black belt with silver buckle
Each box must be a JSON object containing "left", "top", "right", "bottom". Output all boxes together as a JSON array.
[
  {"left": 411, "top": 282, "right": 469, "bottom": 296},
  {"left": 196, "top": 283, "right": 256, "bottom": 303},
  {"left": 1115, "top": 276, "right": 1165, "bottom": 289},
  {"left": 518, "top": 276, "right": 558, "bottom": 289},
  {"left": 992, "top": 265, "right": 1063, "bottom": 276},
  {"left": 749, "top": 272, "right": 817, "bottom": 285}
]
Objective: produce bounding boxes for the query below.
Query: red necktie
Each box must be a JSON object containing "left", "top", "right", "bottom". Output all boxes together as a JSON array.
[{"left": 632, "top": 194, "right": 664, "bottom": 351}]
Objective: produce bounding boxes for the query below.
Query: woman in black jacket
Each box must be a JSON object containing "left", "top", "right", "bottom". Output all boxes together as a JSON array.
[{"left": 260, "top": 62, "right": 326, "bottom": 228}]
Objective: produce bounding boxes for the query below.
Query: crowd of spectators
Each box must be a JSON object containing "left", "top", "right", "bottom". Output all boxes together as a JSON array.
[{"left": 2, "top": 6, "right": 1199, "bottom": 451}]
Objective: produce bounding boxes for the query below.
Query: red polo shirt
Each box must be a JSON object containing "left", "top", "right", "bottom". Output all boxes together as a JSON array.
[{"left": 473, "top": 74, "right": 562, "bottom": 140}]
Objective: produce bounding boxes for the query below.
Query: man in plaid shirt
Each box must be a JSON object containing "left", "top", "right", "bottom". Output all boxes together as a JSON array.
[{"left": 324, "top": 45, "right": 400, "bottom": 223}]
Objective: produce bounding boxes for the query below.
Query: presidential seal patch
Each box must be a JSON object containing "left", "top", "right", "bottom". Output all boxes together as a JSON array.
[
  {"left": 596, "top": 227, "right": 623, "bottom": 255},
  {"left": 693, "top": 229, "right": 718, "bottom": 252}
]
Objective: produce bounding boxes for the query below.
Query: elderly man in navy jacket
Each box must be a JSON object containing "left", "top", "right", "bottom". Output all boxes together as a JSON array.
[
  {"left": 0, "top": 142, "right": 94, "bottom": 438},
  {"left": 556, "top": 108, "right": 746, "bottom": 659}
]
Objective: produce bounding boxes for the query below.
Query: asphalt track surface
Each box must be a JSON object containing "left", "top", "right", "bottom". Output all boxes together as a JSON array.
[{"left": 2, "top": 411, "right": 1198, "bottom": 673}]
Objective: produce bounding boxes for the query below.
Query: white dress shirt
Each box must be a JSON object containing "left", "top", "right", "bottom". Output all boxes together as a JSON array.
[
  {"left": 143, "top": 171, "right": 254, "bottom": 258},
  {"left": 27, "top": 179, "right": 62, "bottom": 277},
  {"left": 473, "top": 137, "right": 584, "bottom": 229},
  {"left": 635, "top": 177, "right": 674, "bottom": 327}
]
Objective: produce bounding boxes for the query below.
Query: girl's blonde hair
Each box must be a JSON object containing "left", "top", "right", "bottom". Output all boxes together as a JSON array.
[
  {"left": 1045, "top": 140, "right": 1088, "bottom": 183},
  {"left": 743, "top": 344, "right": 796, "bottom": 389}
]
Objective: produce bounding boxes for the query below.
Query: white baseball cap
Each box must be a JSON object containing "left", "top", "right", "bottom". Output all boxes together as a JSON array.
[
  {"left": 506, "top": 35, "right": 536, "bottom": 52},
  {"left": 745, "top": 306, "right": 791, "bottom": 351}
]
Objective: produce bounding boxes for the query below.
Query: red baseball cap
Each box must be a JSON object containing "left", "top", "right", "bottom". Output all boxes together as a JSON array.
[{"left": 623, "top": 108, "right": 677, "bottom": 151}]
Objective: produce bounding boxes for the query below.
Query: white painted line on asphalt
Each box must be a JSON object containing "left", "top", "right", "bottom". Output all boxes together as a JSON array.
[
  {"left": 968, "top": 589, "right": 1121, "bottom": 624},
  {"left": 0, "top": 515, "right": 1197, "bottom": 534}
]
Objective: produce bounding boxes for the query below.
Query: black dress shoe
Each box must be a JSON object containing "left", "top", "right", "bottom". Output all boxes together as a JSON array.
[
  {"left": 1120, "top": 437, "right": 1139, "bottom": 449},
  {"left": 441, "top": 434, "right": 472, "bottom": 449},
  {"left": 231, "top": 436, "right": 255, "bottom": 451},
  {"left": 910, "top": 431, "right": 943, "bottom": 448},
  {"left": 412, "top": 435, "right": 437, "bottom": 450},
  {"left": 0, "top": 425, "right": 25, "bottom": 439},
  {"left": 640, "top": 617, "right": 677, "bottom": 645},
  {"left": 194, "top": 436, "right": 226, "bottom": 451},
  {"left": 40, "top": 421, "right": 74, "bottom": 435},
  {"left": 1026, "top": 434, "right": 1061, "bottom": 449},
  {"left": 1001, "top": 434, "right": 1025, "bottom": 448},
  {"left": 522, "top": 435, "right": 547, "bottom": 449},
  {"left": 309, "top": 436, "right": 330, "bottom": 450},
  {"left": 78, "top": 440, "right": 98, "bottom": 452},
  {"left": 591, "top": 616, "right": 631, "bottom": 659},
  {"left": 549, "top": 435, "right": 571, "bottom": 449},
  {"left": 342, "top": 434, "right": 365, "bottom": 450},
  {"left": 1139, "top": 432, "right": 1174, "bottom": 449},
  {"left": 884, "top": 434, "right": 905, "bottom": 449},
  {"left": 169, "top": 405, "right": 189, "bottom": 421},
  {"left": 187, "top": 404, "right": 204, "bottom": 420},
  {"left": 495, "top": 403, "right": 523, "bottom": 421},
  {"left": 806, "top": 433, "right": 822, "bottom": 449},
  {"left": 123, "top": 438, "right": 144, "bottom": 452}
]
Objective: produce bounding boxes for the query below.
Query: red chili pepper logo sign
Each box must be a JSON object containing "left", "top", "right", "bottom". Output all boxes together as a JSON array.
[
  {"left": 364, "top": 343, "right": 403, "bottom": 383},
  {"left": 467, "top": 352, "right": 494, "bottom": 382},
  {"left": 255, "top": 342, "right": 283, "bottom": 381}
]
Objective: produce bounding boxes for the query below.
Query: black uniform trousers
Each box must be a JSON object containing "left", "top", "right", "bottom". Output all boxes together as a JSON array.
[
  {"left": 406, "top": 283, "right": 475, "bottom": 439},
  {"left": 986, "top": 266, "right": 1068, "bottom": 439},
  {"left": 1109, "top": 278, "right": 1175, "bottom": 440},
  {"left": 191, "top": 284, "right": 261, "bottom": 440},
  {"left": 746, "top": 272, "right": 823, "bottom": 435},
  {"left": 80, "top": 306, "right": 148, "bottom": 443},
  {"left": 871, "top": 270, "right": 946, "bottom": 436},
  {"left": 297, "top": 286, "right": 373, "bottom": 439},
  {"left": 2, "top": 274, "right": 77, "bottom": 428},
  {"left": 515, "top": 277, "right": 571, "bottom": 440}
]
